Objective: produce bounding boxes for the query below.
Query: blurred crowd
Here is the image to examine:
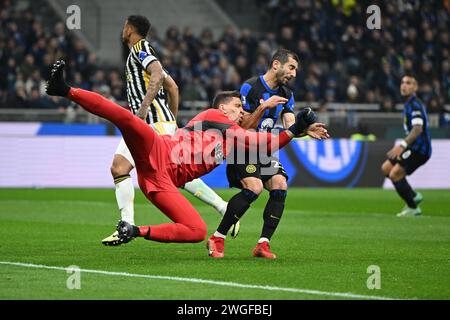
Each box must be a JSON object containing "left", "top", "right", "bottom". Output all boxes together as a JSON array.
[
  {"left": 0, "top": 0, "right": 122, "bottom": 111},
  {"left": 0, "top": 0, "right": 449, "bottom": 116},
  {"left": 255, "top": 0, "right": 450, "bottom": 114}
]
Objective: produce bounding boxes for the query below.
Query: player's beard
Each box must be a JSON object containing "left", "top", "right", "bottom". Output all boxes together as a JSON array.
[
  {"left": 400, "top": 90, "right": 412, "bottom": 99},
  {"left": 121, "top": 31, "right": 130, "bottom": 45},
  {"left": 276, "top": 71, "right": 290, "bottom": 86}
]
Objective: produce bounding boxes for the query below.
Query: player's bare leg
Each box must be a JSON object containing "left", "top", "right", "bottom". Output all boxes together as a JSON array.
[{"left": 381, "top": 160, "right": 394, "bottom": 177}]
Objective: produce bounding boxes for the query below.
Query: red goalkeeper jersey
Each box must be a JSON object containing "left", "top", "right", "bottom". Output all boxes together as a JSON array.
[{"left": 164, "top": 109, "right": 291, "bottom": 187}]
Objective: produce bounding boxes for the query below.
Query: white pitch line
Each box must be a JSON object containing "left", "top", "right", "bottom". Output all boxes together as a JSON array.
[{"left": 0, "top": 261, "right": 399, "bottom": 300}]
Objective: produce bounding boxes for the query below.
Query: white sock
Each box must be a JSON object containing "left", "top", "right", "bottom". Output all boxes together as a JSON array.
[
  {"left": 184, "top": 178, "right": 228, "bottom": 216},
  {"left": 258, "top": 237, "right": 270, "bottom": 244},
  {"left": 214, "top": 231, "right": 226, "bottom": 239},
  {"left": 115, "top": 176, "right": 135, "bottom": 225}
]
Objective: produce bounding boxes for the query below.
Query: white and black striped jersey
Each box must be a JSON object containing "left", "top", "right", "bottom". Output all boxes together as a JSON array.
[{"left": 125, "top": 39, "right": 175, "bottom": 124}]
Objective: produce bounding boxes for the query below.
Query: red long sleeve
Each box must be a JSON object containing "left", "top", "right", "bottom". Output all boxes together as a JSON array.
[{"left": 228, "top": 125, "right": 292, "bottom": 154}]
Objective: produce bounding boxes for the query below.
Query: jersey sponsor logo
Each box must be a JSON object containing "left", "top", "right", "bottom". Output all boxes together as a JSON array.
[
  {"left": 246, "top": 164, "right": 257, "bottom": 174},
  {"left": 292, "top": 139, "right": 364, "bottom": 182},
  {"left": 139, "top": 51, "right": 149, "bottom": 62}
]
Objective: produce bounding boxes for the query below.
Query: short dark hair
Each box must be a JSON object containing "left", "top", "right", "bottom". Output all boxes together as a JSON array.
[
  {"left": 126, "top": 15, "right": 151, "bottom": 37},
  {"left": 212, "top": 91, "right": 241, "bottom": 109},
  {"left": 269, "top": 49, "right": 299, "bottom": 68},
  {"left": 403, "top": 73, "right": 418, "bottom": 83}
]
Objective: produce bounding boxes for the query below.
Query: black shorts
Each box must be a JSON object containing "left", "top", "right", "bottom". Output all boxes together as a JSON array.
[
  {"left": 226, "top": 158, "right": 289, "bottom": 189},
  {"left": 389, "top": 148, "right": 430, "bottom": 175}
]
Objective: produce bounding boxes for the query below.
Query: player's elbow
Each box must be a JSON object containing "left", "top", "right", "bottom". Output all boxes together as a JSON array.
[
  {"left": 154, "top": 70, "right": 164, "bottom": 83},
  {"left": 148, "top": 64, "right": 164, "bottom": 83},
  {"left": 169, "top": 82, "right": 179, "bottom": 96},
  {"left": 170, "top": 80, "right": 179, "bottom": 91}
]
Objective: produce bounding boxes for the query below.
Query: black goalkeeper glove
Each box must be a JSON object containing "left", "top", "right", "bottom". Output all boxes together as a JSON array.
[{"left": 288, "top": 107, "right": 317, "bottom": 136}]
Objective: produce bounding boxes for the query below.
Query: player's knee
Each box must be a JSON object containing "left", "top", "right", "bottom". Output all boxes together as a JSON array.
[
  {"left": 111, "top": 157, "right": 133, "bottom": 177},
  {"left": 389, "top": 169, "right": 404, "bottom": 182},
  {"left": 381, "top": 162, "right": 391, "bottom": 177},
  {"left": 110, "top": 164, "right": 130, "bottom": 177},
  {"left": 388, "top": 171, "right": 397, "bottom": 181},
  {"left": 242, "top": 179, "right": 264, "bottom": 195},
  {"left": 191, "top": 220, "right": 207, "bottom": 242},
  {"left": 270, "top": 176, "right": 288, "bottom": 190}
]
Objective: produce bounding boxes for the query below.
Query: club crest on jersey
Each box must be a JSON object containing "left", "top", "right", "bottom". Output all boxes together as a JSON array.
[
  {"left": 139, "top": 51, "right": 149, "bottom": 62},
  {"left": 246, "top": 165, "right": 257, "bottom": 174},
  {"left": 261, "top": 118, "right": 274, "bottom": 130},
  {"left": 402, "top": 150, "right": 411, "bottom": 159}
]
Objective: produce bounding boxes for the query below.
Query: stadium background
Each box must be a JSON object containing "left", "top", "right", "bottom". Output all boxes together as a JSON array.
[{"left": 0, "top": 0, "right": 449, "bottom": 189}]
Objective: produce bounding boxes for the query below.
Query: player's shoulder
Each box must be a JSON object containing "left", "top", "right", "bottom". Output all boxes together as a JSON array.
[
  {"left": 186, "top": 109, "right": 234, "bottom": 129},
  {"left": 408, "top": 95, "right": 426, "bottom": 111},
  {"left": 204, "top": 109, "right": 236, "bottom": 124},
  {"left": 414, "top": 97, "right": 426, "bottom": 109},
  {"left": 240, "top": 76, "right": 259, "bottom": 96},
  {"left": 203, "top": 108, "right": 225, "bottom": 119},
  {"left": 279, "top": 84, "right": 294, "bottom": 99},
  {"left": 132, "top": 39, "right": 156, "bottom": 55},
  {"left": 245, "top": 76, "right": 260, "bottom": 87}
]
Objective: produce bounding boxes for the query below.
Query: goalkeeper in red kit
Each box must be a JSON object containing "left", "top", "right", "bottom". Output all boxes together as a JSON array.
[{"left": 46, "top": 60, "right": 329, "bottom": 245}]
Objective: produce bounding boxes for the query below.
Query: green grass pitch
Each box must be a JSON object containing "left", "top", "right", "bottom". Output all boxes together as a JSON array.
[{"left": 0, "top": 188, "right": 449, "bottom": 300}]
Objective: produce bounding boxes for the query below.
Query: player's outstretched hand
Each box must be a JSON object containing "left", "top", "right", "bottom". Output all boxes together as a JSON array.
[
  {"left": 298, "top": 107, "right": 317, "bottom": 125},
  {"left": 260, "top": 95, "right": 288, "bottom": 109},
  {"left": 288, "top": 107, "right": 318, "bottom": 136},
  {"left": 305, "top": 122, "right": 330, "bottom": 140},
  {"left": 387, "top": 145, "right": 404, "bottom": 160}
]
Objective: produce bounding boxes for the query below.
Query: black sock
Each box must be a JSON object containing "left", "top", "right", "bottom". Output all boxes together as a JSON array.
[
  {"left": 217, "top": 189, "right": 258, "bottom": 235},
  {"left": 132, "top": 225, "right": 141, "bottom": 238},
  {"left": 261, "top": 190, "right": 287, "bottom": 240},
  {"left": 393, "top": 178, "right": 417, "bottom": 208}
]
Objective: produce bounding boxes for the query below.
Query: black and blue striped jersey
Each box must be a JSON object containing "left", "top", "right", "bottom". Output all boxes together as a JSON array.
[
  {"left": 240, "top": 76, "right": 295, "bottom": 131},
  {"left": 403, "top": 95, "right": 432, "bottom": 157}
]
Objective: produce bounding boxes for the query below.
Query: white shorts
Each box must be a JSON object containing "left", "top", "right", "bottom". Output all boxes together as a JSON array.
[{"left": 114, "top": 121, "right": 177, "bottom": 167}]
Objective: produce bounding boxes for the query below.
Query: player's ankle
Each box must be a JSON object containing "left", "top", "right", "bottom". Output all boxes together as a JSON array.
[{"left": 213, "top": 231, "right": 226, "bottom": 239}]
